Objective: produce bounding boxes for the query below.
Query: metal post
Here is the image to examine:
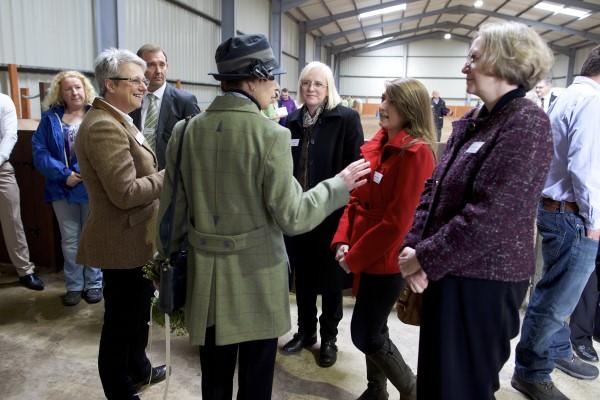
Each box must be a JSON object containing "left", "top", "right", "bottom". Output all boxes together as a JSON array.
[
  {"left": 221, "top": 0, "right": 235, "bottom": 41},
  {"left": 298, "top": 21, "right": 306, "bottom": 70},
  {"left": 271, "top": 0, "right": 283, "bottom": 84},
  {"left": 567, "top": 48, "right": 576, "bottom": 86}
]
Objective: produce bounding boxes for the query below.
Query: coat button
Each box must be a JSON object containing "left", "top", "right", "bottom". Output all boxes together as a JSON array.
[{"left": 224, "top": 240, "right": 233, "bottom": 249}]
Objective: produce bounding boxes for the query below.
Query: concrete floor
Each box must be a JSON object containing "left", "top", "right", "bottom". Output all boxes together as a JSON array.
[{"left": 1, "top": 266, "right": 599, "bottom": 399}]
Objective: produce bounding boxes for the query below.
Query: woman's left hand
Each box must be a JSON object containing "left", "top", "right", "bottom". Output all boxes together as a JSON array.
[
  {"left": 405, "top": 269, "right": 429, "bottom": 293},
  {"left": 338, "top": 258, "right": 351, "bottom": 274},
  {"left": 398, "top": 246, "right": 420, "bottom": 277}
]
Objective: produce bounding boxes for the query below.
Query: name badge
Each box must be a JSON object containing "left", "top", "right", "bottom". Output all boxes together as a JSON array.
[
  {"left": 135, "top": 131, "right": 146, "bottom": 145},
  {"left": 373, "top": 171, "right": 383, "bottom": 184},
  {"left": 466, "top": 141, "right": 484, "bottom": 154},
  {"left": 291, "top": 138, "right": 300, "bottom": 147}
]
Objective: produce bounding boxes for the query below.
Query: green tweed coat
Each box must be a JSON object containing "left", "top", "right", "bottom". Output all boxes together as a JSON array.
[{"left": 157, "top": 95, "right": 349, "bottom": 346}]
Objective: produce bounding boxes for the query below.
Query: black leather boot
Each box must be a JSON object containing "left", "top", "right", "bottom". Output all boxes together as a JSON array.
[
  {"left": 281, "top": 332, "right": 317, "bottom": 354},
  {"left": 318, "top": 338, "right": 338, "bottom": 367},
  {"left": 367, "top": 338, "right": 416, "bottom": 400},
  {"left": 357, "top": 355, "right": 389, "bottom": 400}
]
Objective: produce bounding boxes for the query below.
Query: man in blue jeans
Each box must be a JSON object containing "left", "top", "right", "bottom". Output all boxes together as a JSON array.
[{"left": 512, "top": 48, "right": 600, "bottom": 400}]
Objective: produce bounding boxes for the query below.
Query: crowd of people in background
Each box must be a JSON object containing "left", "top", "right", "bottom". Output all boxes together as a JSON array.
[{"left": 1, "top": 18, "right": 600, "bottom": 400}]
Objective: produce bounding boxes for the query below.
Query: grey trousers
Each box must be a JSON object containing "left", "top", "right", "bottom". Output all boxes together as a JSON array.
[{"left": 0, "top": 162, "right": 34, "bottom": 276}]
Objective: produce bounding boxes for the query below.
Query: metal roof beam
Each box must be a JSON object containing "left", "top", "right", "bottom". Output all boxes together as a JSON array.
[
  {"left": 555, "top": 0, "right": 600, "bottom": 13},
  {"left": 306, "top": 0, "right": 420, "bottom": 31},
  {"left": 331, "top": 22, "right": 474, "bottom": 53},
  {"left": 322, "top": 5, "right": 600, "bottom": 45},
  {"left": 282, "top": 0, "right": 309, "bottom": 12}
]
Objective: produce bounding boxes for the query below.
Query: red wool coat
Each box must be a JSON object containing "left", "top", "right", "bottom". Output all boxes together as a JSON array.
[{"left": 332, "top": 129, "right": 435, "bottom": 292}]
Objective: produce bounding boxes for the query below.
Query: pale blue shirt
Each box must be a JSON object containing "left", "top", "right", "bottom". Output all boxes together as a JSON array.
[{"left": 542, "top": 76, "right": 600, "bottom": 229}]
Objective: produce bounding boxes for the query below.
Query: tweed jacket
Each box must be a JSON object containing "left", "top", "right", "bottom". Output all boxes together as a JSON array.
[
  {"left": 157, "top": 94, "right": 349, "bottom": 346},
  {"left": 403, "top": 95, "right": 553, "bottom": 282},
  {"left": 75, "top": 98, "right": 164, "bottom": 269},
  {"left": 131, "top": 83, "right": 200, "bottom": 170}
]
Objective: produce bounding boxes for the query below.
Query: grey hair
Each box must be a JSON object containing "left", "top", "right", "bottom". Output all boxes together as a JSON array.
[{"left": 94, "top": 48, "right": 146, "bottom": 96}]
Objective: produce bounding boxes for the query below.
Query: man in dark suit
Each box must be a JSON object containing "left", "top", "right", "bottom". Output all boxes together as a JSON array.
[
  {"left": 534, "top": 78, "right": 558, "bottom": 113},
  {"left": 131, "top": 44, "right": 200, "bottom": 170},
  {"left": 431, "top": 90, "right": 451, "bottom": 142}
]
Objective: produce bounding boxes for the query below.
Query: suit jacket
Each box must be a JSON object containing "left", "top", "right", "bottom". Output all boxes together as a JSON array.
[
  {"left": 131, "top": 83, "right": 200, "bottom": 170},
  {"left": 75, "top": 98, "right": 164, "bottom": 269},
  {"left": 156, "top": 94, "right": 349, "bottom": 346}
]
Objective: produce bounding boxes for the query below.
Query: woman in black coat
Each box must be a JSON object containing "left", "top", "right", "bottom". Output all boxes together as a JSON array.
[{"left": 281, "top": 61, "right": 364, "bottom": 367}]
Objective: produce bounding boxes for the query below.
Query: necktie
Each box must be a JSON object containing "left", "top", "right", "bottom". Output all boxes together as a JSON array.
[
  {"left": 144, "top": 94, "right": 158, "bottom": 150},
  {"left": 540, "top": 97, "right": 545, "bottom": 111}
]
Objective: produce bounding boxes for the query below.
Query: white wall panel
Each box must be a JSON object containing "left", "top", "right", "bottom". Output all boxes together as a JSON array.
[
  {"left": 551, "top": 54, "right": 569, "bottom": 87},
  {"left": 175, "top": 0, "right": 220, "bottom": 19},
  {"left": 417, "top": 78, "right": 468, "bottom": 100},
  {"left": 341, "top": 57, "right": 404, "bottom": 77},
  {"left": 575, "top": 45, "right": 596, "bottom": 76},
  {"left": 0, "top": 0, "right": 94, "bottom": 70},
  {"left": 340, "top": 77, "right": 396, "bottom": 97},
  {"left": 281, "top": 54, "right": 299, "bottom": 93},
  {"left": 123, "top": 0, "right": 220, "bottom": 86},
  {"left": 236, "top": 0, "right": 269, "bottom": 36},
  {"left": 407, "top": 57, "right": 465, "bottom": 78},
  {"left": 409, "top": 39, "right": 468, "bottom": 57},
  {"left": 361, "top": 45, "right": 405, "bottom": 57},
  {"left": 282, "top": 14, "right": 299, "bottom": 58}
]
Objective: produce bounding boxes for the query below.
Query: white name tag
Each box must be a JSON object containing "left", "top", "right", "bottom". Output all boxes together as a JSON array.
[
  {"left": 135, "top": 131, "right": 146, "bottom": 145},
  {"left": 291, "top": 138, "right": 300, "bottom": 147},
  {"left": 373, "top": 171, "right": 383, "bottom": 184},
  {"left": 466, "top": 141, "right": 484, "bottom": 154}
]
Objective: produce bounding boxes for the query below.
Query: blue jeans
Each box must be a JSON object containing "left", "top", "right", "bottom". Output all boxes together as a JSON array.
[
  {"left": 515, "top": 204, "right": 598, "bottom": 383},
  {"left": 52, "top": 200, "right": 102, "bottom": 291}
]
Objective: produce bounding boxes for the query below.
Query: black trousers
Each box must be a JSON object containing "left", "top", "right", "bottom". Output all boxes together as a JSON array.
[
  {"left": 417, "top": 276, "right": 528, "bottom": 400},
  {"left": 295, "top": 271, "right": 343, "bottom": 340},
  {"left": 571, "top": 266, "right": 600, "bottom": 346},
  {"left": 351, "top": 273, "right": 404, "bottom": 354},
  {"left": 199, "top": 326, "right": 278, "bottom": 400},
  {"left": 99, "top": 267, "right": 153, "bottom": 400}
]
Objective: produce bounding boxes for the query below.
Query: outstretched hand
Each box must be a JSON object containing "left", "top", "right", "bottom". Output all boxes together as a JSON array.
[{"left": 336, "top": 159, "right": 371, "bottom": 191}]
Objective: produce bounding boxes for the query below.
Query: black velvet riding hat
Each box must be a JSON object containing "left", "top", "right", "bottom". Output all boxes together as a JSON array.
[{"left": 209, "top": 34, "right": 285, "bottom": 81}]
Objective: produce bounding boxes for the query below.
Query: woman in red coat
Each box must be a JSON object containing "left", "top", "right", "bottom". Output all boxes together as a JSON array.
[{"left": 332, "top": 78, "right": 435, "bottom": 400}]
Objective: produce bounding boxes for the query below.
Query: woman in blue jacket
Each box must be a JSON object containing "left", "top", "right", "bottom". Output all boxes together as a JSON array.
[{"left": 32, "top": 70, "right": 102, "bottom": 306}]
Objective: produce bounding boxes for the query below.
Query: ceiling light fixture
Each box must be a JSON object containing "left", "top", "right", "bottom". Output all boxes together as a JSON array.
[
  {"left": 359, "top": 4, "right": 407, "bottom": 19},
  {"left": 534, "top": 1, "right": 590, "bottom": 19},
  {"left": 444, "top": 33, "right": 452, "bottom": 40},
  {"left": 473, "top": 0, "right": 484, "bottom": 8},
  {"left": 367, "top": 37, "right": 393, "bottom": 47}
]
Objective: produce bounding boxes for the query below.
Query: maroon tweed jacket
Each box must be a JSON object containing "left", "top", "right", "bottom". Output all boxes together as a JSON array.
[{"left": 403, "top": 95, "right": 553, "bottom": 282}]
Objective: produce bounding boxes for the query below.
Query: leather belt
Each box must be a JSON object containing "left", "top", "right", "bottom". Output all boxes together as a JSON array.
[{"left": 542, "top": 197, "right": 579, "bottom": 213}]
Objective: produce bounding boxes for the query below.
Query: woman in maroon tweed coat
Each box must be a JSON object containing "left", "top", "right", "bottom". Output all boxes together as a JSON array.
[{"left": 399, "top": 21, "right": 554, "bottom": 399}]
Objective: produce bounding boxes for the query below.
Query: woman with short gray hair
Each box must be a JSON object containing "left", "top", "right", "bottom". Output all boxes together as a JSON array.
[{"left": 75, "top": 47, "right": 165, "bottom": 400}]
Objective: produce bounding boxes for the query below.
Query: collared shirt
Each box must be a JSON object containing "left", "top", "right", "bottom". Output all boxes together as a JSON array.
[
  {"left": 0, "top": 93, "right": 18, "bottom": 165},
  {"left": 101, "top": 98, "right": 137, "bottom": 129},
  {"left": 141, "top": 82, "right": 166, "bottom": 129},
  {"left": 543, "top": 76, "right": 600, "bottom": 229}
]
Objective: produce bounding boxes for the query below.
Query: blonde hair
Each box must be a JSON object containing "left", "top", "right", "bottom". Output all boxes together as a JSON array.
[
  {"left": 477, "top": 21, "right": 553, "bottom": 91},
  {"left": 383, "top": 78, "right": 436, "bottom": 150},
  {"left": 297, "top": 61, "right": 341, "bottom": 110},
  {"left": 42, "top": 71, "right": 96, "bottom": 110}
]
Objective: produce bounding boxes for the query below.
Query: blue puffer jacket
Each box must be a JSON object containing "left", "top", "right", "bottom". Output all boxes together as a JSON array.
[{"left": 32, "top": 105, "right": 90, "bottom": 203}]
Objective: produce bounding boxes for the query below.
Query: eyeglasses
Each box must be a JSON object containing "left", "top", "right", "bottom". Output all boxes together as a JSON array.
[
  {"left": 465, "top": 52, "right": 481, "bottom": 66},
  {"left": 109, "top": 77, "right": 150, "bottom": 87},
  {"left": 301, "top": 80, "right": 327, "bottom": 90}
]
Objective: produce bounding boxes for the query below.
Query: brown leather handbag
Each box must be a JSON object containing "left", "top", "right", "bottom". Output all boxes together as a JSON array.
[{"left": 396, "top": 286, "right": 422, "bottom": 326}]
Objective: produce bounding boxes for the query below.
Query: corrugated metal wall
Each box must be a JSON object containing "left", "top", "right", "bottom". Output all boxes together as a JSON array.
[
  {"left": 122, "top": 0, "right": 220, "bottom": 107},
  {"left": 305, "top": 33, "right": 315, "bottom": 63},
  {"left": 236, "top": 0, "right": 269, "bottom": 36},
  {"left": 0, "top": 0, "right": 95, "bottom": 70},
  {"left": 339, "top": 39, "right": 471, "bottom": 104}
]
